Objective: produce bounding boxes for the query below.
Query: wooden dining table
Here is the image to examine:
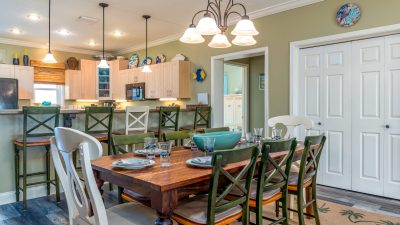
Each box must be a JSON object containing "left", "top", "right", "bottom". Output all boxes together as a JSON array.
[{"left": 91, "top": 145, "right": 309, "bottom": 225}]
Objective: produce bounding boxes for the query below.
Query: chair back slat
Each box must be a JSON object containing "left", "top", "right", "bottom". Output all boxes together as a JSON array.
[
  {"left": 112, "top": 132, "right": 155, "bottom": 154},
  {"left": 125, "top": 106, "right": 149, "bottom": 134},
  {"left": 50, "top": 127, "right": 108, "bottom": 225},
  {"left": 257, "top": 138, "right": 297, "bottom": 196},
  {"left": 194, "top": 106, "right": 211, "bottom": 129},
  {"left": 23, "top": 106, "right": 60, "bottom": 138},
  {"left": 85, "top": 107, "right": 114, "bottom": 134},
  {"left": 163, "top": 130, "right": 191, "bottom": 146},
  {"left": 268, "top": 115, "right": 313, "bottom": 139},
  {"left": 207, "top": 145, "right": 259, "bottom": 224},
  {"left": 204, "top": 127, "right": 230, "bottom": 133},
  {"left": 298, "top": 134, "right": 326, "bottom": 186}
]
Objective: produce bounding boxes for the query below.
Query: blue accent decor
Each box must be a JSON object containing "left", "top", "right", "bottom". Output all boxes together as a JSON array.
[{"left": 192, "top": 131, "right": 242, "bottom": 151}]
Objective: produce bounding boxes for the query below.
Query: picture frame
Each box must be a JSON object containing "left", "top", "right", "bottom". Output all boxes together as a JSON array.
[{"left": 259, "top": 73, "right": 265, "bottom": 90}]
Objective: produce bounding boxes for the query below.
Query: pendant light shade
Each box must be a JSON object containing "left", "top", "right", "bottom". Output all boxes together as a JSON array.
[
  {"left": 180, "top": 25, "right": 205, "bottom": 44},
  {"left": 98, "top": 3, "right": 109, "bottom": 69},
  {"left": 42, "top": 0, "right": 57, "bottom": 63},
  {"left": 232, "top": 35, "right": 257, "bottom": 46},
  {"left": 195, "top": 13, "right": 220, "bottom": 36},
  {"left": 208, "top": 33, "right": 231, "bottom": 48},
  {"left": 231, "top": 16, "right": 259, "bottom": 36},
  {"left": 142, "top": 15, "right": 152, "bottom": 73}
]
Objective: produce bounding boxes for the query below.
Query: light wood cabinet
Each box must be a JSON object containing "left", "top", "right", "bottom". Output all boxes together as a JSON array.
[
  {"left": 161, "top": 61, "right": 191, "bottom": 98},
  {"left": 145, "top": 64, "right": 163, "bottom": 99},
  {"left": 80, "top": 59, "right": 97, "bottom": 100},
  {"left": 0, "top": 64, "right": 15, "bottom": 79},
  {"left": 110, "top": 60, "right": 127, "bottom": 100},
  {"left": 14, "top": 66, "right": 34, "bottom": 99},
  {"left": 65, "top": 70, "right": 82, "bottom": 100}
]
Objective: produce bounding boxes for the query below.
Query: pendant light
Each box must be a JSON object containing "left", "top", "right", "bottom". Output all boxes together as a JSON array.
[
  {"left": 42, "top": 0, "right": 57, "bottom": 63},
  {"left": 98, "top": 3, "right": 109, "bottom": 69},
  {"left": 142, "top": 15, "right": 152, "bottom": 73}
]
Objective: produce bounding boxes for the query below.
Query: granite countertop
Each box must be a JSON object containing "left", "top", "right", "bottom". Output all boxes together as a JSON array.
[{"left": 0, "top": 108, "right": 196, "bottom": 115}]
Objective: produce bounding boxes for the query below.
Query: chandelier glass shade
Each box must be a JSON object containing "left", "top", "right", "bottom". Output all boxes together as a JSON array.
[{"left": 180, "top": 0, "right": 259, "bottom": 48}]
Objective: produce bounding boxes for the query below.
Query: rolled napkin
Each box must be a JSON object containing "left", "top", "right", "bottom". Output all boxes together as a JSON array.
[
  {"left": 191, "top": 156, "right": 212, "bottom": 165},
  {"left": 116, "top": 158, "right": 150, "bottom": 166}
]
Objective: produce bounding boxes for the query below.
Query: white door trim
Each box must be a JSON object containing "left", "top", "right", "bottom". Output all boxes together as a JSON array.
[
  {"left": 290, "top": 23, "right": 400, "bottom": 115},
  {"left": 211, "top": 47, "right": 269, "bottom": 136}
]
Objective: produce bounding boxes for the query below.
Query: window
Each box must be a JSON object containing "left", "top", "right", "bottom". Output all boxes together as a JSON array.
[{"left": 33, "top": 84, "right": 64, "bottom": 105}]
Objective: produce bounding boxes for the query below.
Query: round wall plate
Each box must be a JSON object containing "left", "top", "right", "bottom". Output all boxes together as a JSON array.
[{"left": 336, "top": 3, "right": 361, "bottom": 27}]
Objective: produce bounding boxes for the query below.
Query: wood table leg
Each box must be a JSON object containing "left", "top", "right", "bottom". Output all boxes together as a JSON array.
[{"left": 151, "top": 189, "right": 178, "bottom": 225}]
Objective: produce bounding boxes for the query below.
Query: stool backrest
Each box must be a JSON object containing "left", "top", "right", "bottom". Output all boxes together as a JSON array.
[
  {"left": 112, "top": 132, "right": 155, "bottom": 154},
  {"left": 158, "top": 106, "right": 180, "bottom": 133},
  {"left": 208, "top": 144, "right": 259, "bottom": 224},
  {"left": 85, "top": 107, "right": 114, "bottom": 135},
  {"left": 257, "top": 138, "right": 297, "bottom": 199},
  {"left": 50, "top": 127, "right": 107, "bottom": 225},
  {"left": 125, "top": 106, "right": 149, "bottom": 134},
  {"left": 194, "top": 106, "right": 211, "bottom": 129},
  {"left": 22, "top": 106, "right": 60, "bottom": 138},
  {"left": 268, "top": 115, "right": 313, "bottom": 139}
]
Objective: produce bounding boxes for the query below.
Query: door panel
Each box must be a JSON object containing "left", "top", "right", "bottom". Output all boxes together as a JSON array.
[{"left": 351, "top": 37, "right": 385, "bottom": 196}]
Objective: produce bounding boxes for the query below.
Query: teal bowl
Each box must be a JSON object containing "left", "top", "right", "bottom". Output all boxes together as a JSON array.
[{"left": 192, "top": 131, "right": 242, "bottom": 151}]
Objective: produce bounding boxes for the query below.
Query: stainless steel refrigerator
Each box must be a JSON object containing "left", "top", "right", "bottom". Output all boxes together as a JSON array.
[{"left": 0, "top": 78, "right": 18, "bottom": 109}]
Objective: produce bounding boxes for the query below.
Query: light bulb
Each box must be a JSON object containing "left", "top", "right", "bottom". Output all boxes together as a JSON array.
[
  {"left": 98, "top": 59, "right": 109, "bottom": 68},
  {"left": 42, "top": 52, "right": 57, "bottom": 63}
]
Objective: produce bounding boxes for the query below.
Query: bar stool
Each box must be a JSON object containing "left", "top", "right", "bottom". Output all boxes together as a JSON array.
[
  {"left": 149, "top": 106, "right": 180, "bottom": 140},
  {"left": 180, "top": 106, "right": 211, "bottom": 132},
  {"left": 84, "top": 106, "right": 114, "bottom": 155},
  {"left": 14, "top": 106, "right": 61, "bottom": 209}
]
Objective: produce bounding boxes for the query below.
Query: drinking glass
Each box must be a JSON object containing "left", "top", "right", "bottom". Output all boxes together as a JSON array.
[
  {"left": 144, "top": 137, "right": 157, "bottom": 160},
  {"left": 158, "top": 142, "right": 172, "bottom": 167},
  {"left": 254, "top": 128, "right": 263, "bottom": 143},
  {"left": 272, "top": 127, "right": 283, "bottom": 140},
  {"left": 203, "top": 137, "right": 216, "bottom": 157}
]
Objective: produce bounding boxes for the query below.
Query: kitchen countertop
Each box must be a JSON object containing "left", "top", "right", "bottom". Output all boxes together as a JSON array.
[{"left": 0, "top": 108, "right": 196, "bottom": 115}]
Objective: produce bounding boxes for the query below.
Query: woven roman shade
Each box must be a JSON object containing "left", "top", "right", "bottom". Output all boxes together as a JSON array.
[{"left": 31, "top": 60, "right": 65, "bottom": 84}]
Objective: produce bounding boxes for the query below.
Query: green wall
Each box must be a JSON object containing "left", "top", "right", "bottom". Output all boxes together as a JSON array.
[
  {"left": 248, "top": 56, "right": 265, "bottom": 131},
  {"left": 124, "top": 0, "right": 400, "bottom": 118}
]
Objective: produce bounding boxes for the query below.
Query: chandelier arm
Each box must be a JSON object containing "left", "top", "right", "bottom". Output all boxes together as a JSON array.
[
  {"left": 208, "top": 1, "right": 221, "bottom": 26},
  {"left": 231, "top": 2, "right": 247, "bottom": 16},
  {"left": 225, "top": 0, "right": 234, "bottom": 16},
  {"left": 191, "top": 9, "right": 209, "bottom": 25},
  {"left": 225, "top": 11, "right": 242, "bottom": 26}
]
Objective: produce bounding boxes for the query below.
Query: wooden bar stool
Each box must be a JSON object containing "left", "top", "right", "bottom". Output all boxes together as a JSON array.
[
  {"left": 149, "top": 106, "right": 180, "bottom": 140},
  {"left": 14, "top": 106, "right": 61, "bottom": 209},
  {"left": 180, "top": 106, "right": 211, "bottom": 132},
  {"left": 84, "top": 106, "right": 114, "bottom": 155}
]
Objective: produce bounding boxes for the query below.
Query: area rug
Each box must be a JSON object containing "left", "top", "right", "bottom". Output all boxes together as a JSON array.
[{"left": 256, "top": 200, "right": 400, "bottom": 225}]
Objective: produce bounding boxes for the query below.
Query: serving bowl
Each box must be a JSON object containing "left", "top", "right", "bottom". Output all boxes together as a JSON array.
[{"left": 192, "top": 131, "right": 242, "bottom": 151}]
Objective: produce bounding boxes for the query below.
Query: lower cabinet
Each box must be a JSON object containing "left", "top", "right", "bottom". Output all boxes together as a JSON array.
[{"left": 223, "top": 95, "right": 243, "bottom": 129}]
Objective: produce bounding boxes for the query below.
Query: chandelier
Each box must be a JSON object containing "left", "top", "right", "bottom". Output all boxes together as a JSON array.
[{"left": 180, "top": 0, "right": 259, "bottom": 48}]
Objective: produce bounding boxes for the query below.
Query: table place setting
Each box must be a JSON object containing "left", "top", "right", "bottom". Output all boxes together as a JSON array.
[{"left": 112, "top": 158, "right": 156, "bottom": 170}]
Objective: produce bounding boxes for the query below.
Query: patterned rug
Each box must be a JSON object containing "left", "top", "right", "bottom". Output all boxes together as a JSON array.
[{"left": 254, "top": 200, "right": 400, "bottom": 225}]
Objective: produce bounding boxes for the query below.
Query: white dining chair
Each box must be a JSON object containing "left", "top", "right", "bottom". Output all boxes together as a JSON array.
[
  {"left": 268, "top": 115, "right": 313, "bottom": 139},
  {"left": 50, "top": 127, "right": 157, "bottom": 225},
  {"left": 125, "top": 106, "right": 150, "bottom": 134}
]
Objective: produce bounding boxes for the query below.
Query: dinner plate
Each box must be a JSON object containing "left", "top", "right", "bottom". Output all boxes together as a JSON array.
[
  {"left": 112, "top": 158, "right": 155, "bottom": 170},
  {"left": 134, "top": 149, "right": 163, "bottom": 156},
  {"left": 186, "top": 156, "right": 212, "bottom": 168}
]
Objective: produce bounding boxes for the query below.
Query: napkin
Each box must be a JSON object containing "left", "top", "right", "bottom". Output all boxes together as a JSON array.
[{"left": 192, "top": 157, "right": 212, "bottom": 165}]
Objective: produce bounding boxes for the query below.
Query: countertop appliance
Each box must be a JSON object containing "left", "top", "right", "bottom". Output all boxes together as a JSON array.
[
  {"left": 126, "top": 83, "right": 145, "bottom": 101},
  {"left": 0, "top": 78, "right": 18, "bottom": 109}
]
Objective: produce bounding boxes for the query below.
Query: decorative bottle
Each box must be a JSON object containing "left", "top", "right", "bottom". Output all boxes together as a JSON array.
[
  {"left": 12, "top": 53, "right": 19, "bottom": 65},
  {"left": 23, "top": 49, "right": 29, "bottom": 66}
]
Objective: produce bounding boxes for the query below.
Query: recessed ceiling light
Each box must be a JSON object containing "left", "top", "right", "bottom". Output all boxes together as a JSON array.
[
  {"left": 113, "top": 30, "right": 124, "bottom": 37},
  {"left": 57, "top": 29, "right": 71, "bottom": 36},
  {"left": 88, "top": 40, "right": 96, "bottom": 46},
  {"left": 27, "top": 13, "right": 41, "bottom": 21},
  {"left": 9, "top": 28, "right": 21, "bottom": 35}
]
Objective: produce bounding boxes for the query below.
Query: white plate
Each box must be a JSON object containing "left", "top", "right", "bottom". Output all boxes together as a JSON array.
[
  {"left": 186, "top": 156, "right": 212, "bottom": 168},
  {"left": 112, "top": 158, "right": 155, "bottom": 170}
]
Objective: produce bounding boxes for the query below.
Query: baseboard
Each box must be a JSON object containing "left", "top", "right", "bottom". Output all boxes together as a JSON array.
[{"left": 0, "top": 185, "right": 63, "bottom": 206}]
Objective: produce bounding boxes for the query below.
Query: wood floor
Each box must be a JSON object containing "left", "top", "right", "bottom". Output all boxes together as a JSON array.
[{"left": 0, "top": 185, "right": 398, "bottom": 225}]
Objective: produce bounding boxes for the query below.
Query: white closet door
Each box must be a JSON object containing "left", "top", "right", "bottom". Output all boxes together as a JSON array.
[
  {"left": 351, "top": 37, "right": 385, "bottom": 196},
  {"left": 320, "top": 43, "right": 352, "bottom": 189},
  {"left": 383, "top": 35, "right": 400, "bottom": 199}
]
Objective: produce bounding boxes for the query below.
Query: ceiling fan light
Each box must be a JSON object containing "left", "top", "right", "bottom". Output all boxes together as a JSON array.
[
  {"left": 208, "top": 33, "right": 231, "bottom": 48},
  {"left": 231, "top": 18, "right": 259, "bottom": 36},
  {"left": 98, "top": 59, "right": 109, "bottom": 68},
  {"left": 195, "top": 13, "right": 220, "bottom": 35},
  {"left": 180, "top": 26, "right": 205, "bottom": 44},
  {"left": 42, "top": 52, "right": 57, "bottom": 63},
  {"left": 232, "top": 35, "right": 257, "bottom": 46},
  {"left": 141, "top": 65, "right": 152, "bottom": 73}
]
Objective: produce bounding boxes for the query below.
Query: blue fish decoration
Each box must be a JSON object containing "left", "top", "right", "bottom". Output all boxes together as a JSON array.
[{"left": 193, "top": 67, "right": 206, "bottom": 82}]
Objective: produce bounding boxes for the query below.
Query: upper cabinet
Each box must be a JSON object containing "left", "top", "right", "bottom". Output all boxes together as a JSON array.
[
  {"left": 80, "top": 59, "right": 97, "bottom": 100},
  {"left": 65, "top": 70, "right": 82, "bottom": 100},
  {"left": 145, "top": 63, "right": 163, "bottom": 99},
  {"left": 0, "top": 64, "right": 34, "bottom": 99},
  {"left": 161, "top": 61, "right": 191, "bottom": 99},
  {"left": 110, "top": 60, "right": 128, "bottom": 100}
]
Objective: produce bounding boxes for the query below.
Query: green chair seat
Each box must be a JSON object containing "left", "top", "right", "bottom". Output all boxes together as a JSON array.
[{"left": 14, "top": 136, "right": 51, "bottom": 145}]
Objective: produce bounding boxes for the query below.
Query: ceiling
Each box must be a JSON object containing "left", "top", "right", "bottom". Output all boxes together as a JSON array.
[{"left": 0, "top": 0, "right": 321, "bottom": 54}]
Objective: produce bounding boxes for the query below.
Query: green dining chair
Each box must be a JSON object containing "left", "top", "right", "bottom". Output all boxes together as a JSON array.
[
  {"left": 84, "top": 107, "right": 114, "bottom": 155},
  {"left": 252, "top": 138, "right": 297, "bottom": 225},
  {"left": 180, "top": 106, "right": 211, "bottom": 132},
  {"left": 149, "top": 106, "right": 180, "bottom": 140},
  {"left": 163, "top": 130, "right": 191, "bottom": 146},
  {"left": 172, "top": 144, "right": 259, "bottom": 225},
  {"left": 286, "top": 134, "right": 326, "bottom": 225},
  {"left": 112, "top": 132, "right": 155, "bottom": 204},
  {"left": 14, "top": 106, "right": 61, "bottom": 209},
  {"left": 204, "top": 127, "right": 230, "bottom": 133}
]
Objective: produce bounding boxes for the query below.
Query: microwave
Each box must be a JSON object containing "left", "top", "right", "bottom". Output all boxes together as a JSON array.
[{"left": 126, "top": 83, "right": 145, "bottom": 101}]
